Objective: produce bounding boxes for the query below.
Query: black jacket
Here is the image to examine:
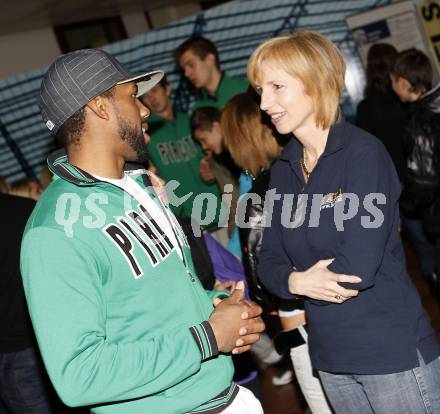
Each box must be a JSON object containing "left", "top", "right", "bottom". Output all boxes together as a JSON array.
[
  {"left": 0, "top": 193, "right": 36, "bottom": 352},
  {"left": 356, "top": 94, "right": 407, "bottom": 179},
  {"left": 238, "top": 170, "right": 275, "bottom": 308},
  {"left": 258, "top": 121, "right": 439, "bottom": 374},
  {"left": 238, "top": 170, "right": 304, "bottom": 312},
  {"left": 400, "top": 83, "right": 440, "bottom": 214}
]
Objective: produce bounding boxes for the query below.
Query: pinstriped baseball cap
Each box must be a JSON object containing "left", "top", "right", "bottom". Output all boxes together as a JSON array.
[{"left": 39, "top": 48, "right": 164, "bottom": 134}]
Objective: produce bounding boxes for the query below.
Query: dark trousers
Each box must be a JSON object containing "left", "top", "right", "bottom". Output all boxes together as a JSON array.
[
  {"left": 401, "top": 212, "right": 436, "bottom": 275},
  {"left": 0, "top": 347, "right": 56, "bottom": 414}
]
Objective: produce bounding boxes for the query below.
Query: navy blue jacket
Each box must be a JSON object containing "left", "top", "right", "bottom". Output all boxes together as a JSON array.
[{"left": 259, "top": 121, "right": 439, "bottom": 374}]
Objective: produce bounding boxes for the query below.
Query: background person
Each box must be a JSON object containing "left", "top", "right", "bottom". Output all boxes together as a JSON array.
[
  {"left": 176, "top": 35, "right": 250, "bottom": 246},
  {"left": 356, "top": 43, "right": 407, "bottom": 180},
  {"left": 250, "top": 31, "right": 440, "bottom": 413},
  {"left": 175, "top": 36, "right": 249, "bottom": 110},
  {"left": 139, "top": 75, "right": 223, "bottom": 228},
  {"left": 191, "top": 106, "right": 240, "bottom": 244},
  {"left": 0, "top": 184, "right": 58, "bottom": 414},
  {"left": 391, "top": 48, "right": 440, "bottom": 297}
]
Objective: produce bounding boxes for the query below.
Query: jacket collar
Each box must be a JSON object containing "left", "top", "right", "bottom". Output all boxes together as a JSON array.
[
  {"left": 280, "top": 121, "right": 346, "bottom": 163},
  {"left": 415, "top": 82, "right": 440, "bottom": 114},
  {"left": 47, "top": 149, "right": 148, "bottom": 186},
  {"left": 48, "top": 149, "right": 97, "bottom": 186},
  {"left": 200, "top": 71, "right": 226, "bottom": 101}
]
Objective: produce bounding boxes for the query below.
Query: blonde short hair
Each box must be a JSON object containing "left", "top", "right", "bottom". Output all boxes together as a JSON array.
[
  {"left": 222, "top": 93, "right": 280, "bottom": 177},
  {"left": 247, "top": 31, "right": 345, "bottom": 129}
]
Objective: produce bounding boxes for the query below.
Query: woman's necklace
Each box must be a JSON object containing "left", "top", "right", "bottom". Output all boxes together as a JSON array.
[{"left": 301, "top": 147, "right": 312, "bottom": 180}]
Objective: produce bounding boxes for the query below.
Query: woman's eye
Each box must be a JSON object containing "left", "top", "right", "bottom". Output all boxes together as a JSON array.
[{"left": 273, "top": 84, "right": 283, "bottom": 90}]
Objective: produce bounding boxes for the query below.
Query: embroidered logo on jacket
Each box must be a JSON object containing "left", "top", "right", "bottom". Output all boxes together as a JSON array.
[{"left": 320, "top": 189, "right": 343, "bottom": 210}]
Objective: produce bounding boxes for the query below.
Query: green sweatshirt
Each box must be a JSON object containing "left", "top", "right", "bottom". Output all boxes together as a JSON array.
[
  {"left": 20, "top": 150, "right": 235, "bottom": 414},
  {"left": 147, "top": 111, "right": 222, "bottom": 225},
  {"left": 193, "top": 73, "right": 249, "bottom": 111}
]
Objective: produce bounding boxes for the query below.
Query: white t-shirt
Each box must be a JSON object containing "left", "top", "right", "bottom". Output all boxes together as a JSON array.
[{"left": 93, "top": 173, "right": 184, "bottom": 260}]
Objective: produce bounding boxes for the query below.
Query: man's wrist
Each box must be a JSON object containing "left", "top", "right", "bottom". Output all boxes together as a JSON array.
[{"left": 190, "top": 321, "right": 219, "bottom": 361}]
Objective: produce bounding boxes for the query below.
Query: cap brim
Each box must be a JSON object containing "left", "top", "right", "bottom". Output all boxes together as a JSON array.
[{"left": 117, "top": 70, "right": 164, "bottom": 97}]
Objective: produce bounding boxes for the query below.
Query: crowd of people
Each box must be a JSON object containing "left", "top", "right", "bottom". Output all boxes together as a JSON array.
[{"left": 1, "top": 29, "right": 440, "bottom": 414}]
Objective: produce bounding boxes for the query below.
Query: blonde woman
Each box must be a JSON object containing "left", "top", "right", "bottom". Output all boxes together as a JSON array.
[
  {"left": 248, "top": 31, "right": 440, "bottom": 413},
  {"left": 222, "top": 92, "right": 332, "bottom": 413}
]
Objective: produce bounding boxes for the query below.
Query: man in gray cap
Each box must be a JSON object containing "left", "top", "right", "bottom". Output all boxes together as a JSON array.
[{"left": 20, "top": 49, "right": 264, "bottom": 414}]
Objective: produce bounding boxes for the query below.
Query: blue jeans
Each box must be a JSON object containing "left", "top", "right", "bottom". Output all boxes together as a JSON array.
[
  {"left": 0, "top": 347, "right": 56, "bottom": 414},
  {"left": 318, "top": 352, "right": 440, "bottom": 413}
]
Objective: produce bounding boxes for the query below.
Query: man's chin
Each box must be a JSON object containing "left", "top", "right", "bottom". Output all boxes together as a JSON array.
[
  {"left": 127, "top": 139, "right": 149, "bottom": 164},
  {"left": 134, "top": 149, "right": 149, "bottom": 164}
]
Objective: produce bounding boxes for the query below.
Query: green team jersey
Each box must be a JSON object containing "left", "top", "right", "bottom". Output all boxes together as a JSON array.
[
  {"left": 193, "top": 73, "right": 249, "bottom": 110},
  {"left": 147, "top": 111, "right": 222, "bottom": 224},
  {"left": 20, "top": 150, "right": 235, "bottom": 414}
]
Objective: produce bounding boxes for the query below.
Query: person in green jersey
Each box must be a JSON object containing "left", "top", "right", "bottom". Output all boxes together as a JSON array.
[
  {"left": 20, "top": 48, "right": 265, "bottom": 414},
  {"left": 174, "top": 36, "right": 249, "bottom": 245},
  {"left": 175, "top": 36, "right": 249, "bottom": 110},
  {"left": 139, "top": 75, "right": 223, "bottom": 226}
]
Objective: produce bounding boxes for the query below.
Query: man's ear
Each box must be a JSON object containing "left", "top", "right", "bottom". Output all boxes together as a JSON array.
[
  {"left": 165, "top": 84, "right": 172, "bottom": 97},
  {"left": 86, "top": 95, "right": 111, "bottom": 121},
  {"left": 400, "top": 77, "right": 413, "bottom": 92},
  {"left": 205, "top": 53, "right": 217, "bottom": 68}
]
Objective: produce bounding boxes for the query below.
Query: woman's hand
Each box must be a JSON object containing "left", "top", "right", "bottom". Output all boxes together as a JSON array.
[
  {"left": 288, "top": 259, "right": 362, "bottom": 303},
  {"left": 214, "top": 279, "right": 237, "bottom": 293}
]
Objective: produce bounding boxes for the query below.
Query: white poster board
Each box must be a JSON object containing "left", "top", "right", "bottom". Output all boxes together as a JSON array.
[{"left": 346, "top": 1, "right": 433, "bottom": 68}]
